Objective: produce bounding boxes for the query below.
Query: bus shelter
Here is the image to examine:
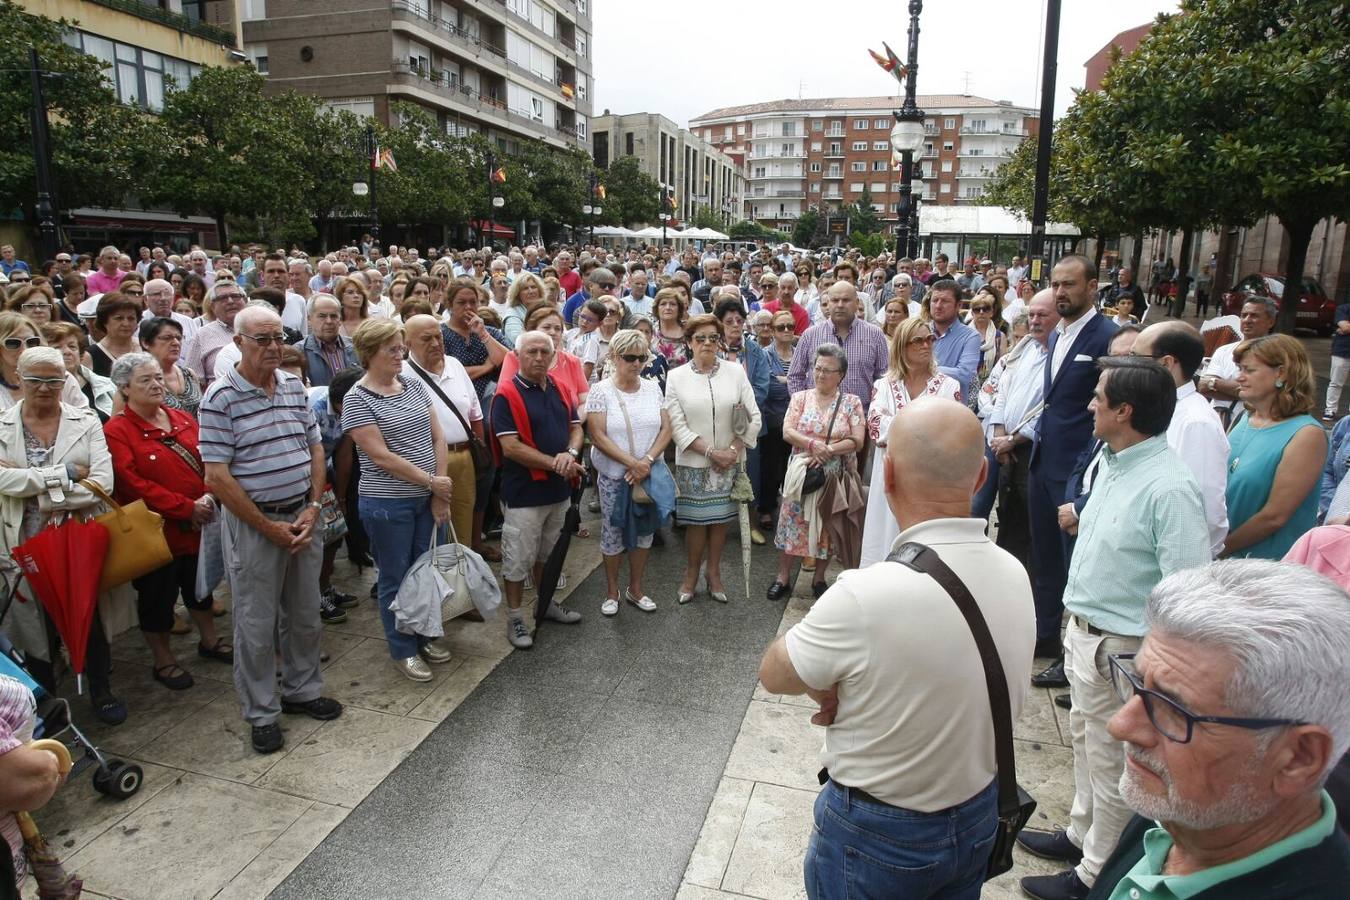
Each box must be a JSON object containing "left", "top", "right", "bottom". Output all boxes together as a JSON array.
[{"left": 917, "top": 206, "right": 1081, "bottom": 270}]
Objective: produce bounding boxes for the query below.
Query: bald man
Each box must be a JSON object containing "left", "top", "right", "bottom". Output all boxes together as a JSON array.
[
  {"left": 142, "top": 276, "right": 199, "bottom": 342},
  {"left": 759, "top": 399, "right": 1035, "bottom": 897}
]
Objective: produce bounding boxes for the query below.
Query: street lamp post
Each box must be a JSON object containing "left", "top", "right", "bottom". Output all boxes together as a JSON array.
[
  {"left": 28, "top": 50, "right": 60, "bottom": 262},
  {"left": 890, "top": 0, "right": 926, "bottom": 261},
  {"left": 485, "top": 152, "right": 497, "bottom": 250}
]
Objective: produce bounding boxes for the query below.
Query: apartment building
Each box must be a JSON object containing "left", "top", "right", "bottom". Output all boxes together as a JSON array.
[
  {"left": 591, "top": 112, "right": 744, "bottom": 226},
  {"left": 690, "top": 95, "right": 1037, "bottom": 231},
  {"left": 242, "top": 0, "right": 593, "bottom": 153}
]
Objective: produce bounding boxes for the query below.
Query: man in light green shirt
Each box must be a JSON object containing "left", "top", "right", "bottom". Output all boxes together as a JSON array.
[{"left": 1021, "top": 357, "right": 1210, "bottom": 900}]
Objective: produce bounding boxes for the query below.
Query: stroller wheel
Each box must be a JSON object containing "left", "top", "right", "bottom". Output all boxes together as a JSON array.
[{"left": 93, "top": 760, "right": 143, "bottom": 800}]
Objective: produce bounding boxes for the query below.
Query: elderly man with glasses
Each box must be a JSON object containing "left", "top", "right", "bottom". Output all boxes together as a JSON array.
[
  {"left": 1018, "top": 356, "right": 1210, "bottom": 900},
  {"left": 182, "top": 282, "right": 247, "bottom": 386},
  {"left": 1081, "top": 559, "right": 1350, "bottom": 898},
  {"left": 142, "top": 277, "right": 198, "bottom": 344}
]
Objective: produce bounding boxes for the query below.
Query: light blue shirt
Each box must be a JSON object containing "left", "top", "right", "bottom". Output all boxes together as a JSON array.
[
  {"left": 1064, "top": 435, "right": 1210, "bottom": 636},
  {"left": 990, "top": 339, "right": 1048, "bottom": 439},
  {"left": 932, "top": 318, "right": 982, "bottom": 399}
]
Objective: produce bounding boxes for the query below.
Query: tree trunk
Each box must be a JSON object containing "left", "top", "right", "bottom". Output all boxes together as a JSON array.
[
  {"left": 1092, "top": 231, "right": 1106, "bottom": 275},
  {"left": 1130, "top": 232, "right": 1144, "bottom": 284},
  {"left": 213, "top": 211, "right": 229, "bottom": 250},
  {"left": 1171, "top": 227, "right": 1195, "bottom": 317},
  {"left": 1213, "top": 225, "right": 1236, "bottom": 297},
  {"left": 1277, "top": 216, "right": 1315, "bottom": 335}
]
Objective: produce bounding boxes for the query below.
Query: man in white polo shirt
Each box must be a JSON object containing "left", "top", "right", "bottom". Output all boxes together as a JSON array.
[{"left": 759, "top": 398, "right": 1035, "bottom": 900}]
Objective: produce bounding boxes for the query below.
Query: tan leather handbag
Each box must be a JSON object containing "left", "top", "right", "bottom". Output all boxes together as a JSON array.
[{"left": 81, "top": 479, "right": 173, "bottom": 591}]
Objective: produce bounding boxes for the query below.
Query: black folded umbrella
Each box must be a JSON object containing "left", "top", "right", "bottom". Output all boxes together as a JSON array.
[{"left": 533, "top": 487, "right": 582, "bottom": 639}]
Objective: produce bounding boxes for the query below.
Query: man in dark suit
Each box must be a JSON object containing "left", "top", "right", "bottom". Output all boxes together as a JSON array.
[{"left": 1027, "top": 255, "right": 1118, "bottom": 679}]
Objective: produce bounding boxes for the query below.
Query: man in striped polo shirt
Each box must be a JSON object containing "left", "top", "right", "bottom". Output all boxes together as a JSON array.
[{"left": 201, "top": 304, "right": 343, "bottom": 755}]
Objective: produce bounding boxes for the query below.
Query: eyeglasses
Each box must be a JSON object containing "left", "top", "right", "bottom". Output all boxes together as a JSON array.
[
  {"left": 619, "top": 353, "right": 648, "bottom": 364},
  {"left": 970, "top": 305, "right": 993, "bottom": 313},
  {"left": 381, "top": 344, "right": 406, "bottom": 357},
  {"left": 1108, "top": 654, "right": 1305, "bottom": 744},
  {"left": 20, "top": 303, "right": 51, "bottom": 312},
  {"left": 3, "top": 336, "right": 42, "bottom": 351},
  {"left": 774, "top": 324, "right": 796, "bottom": 333},
  {"left": 907, "top": 334, "right": 938, "bottom": 346},
  {"left": 9, "top": 276, "right": 30, "bottom": 283},
  {"left": 240, "top": 332, "right": 287, "bottom": 346},
  {"left": 813, "top": 366, "right": 842, "bottom": 376},
  {"left": 154, "top": 333, "right": 183, "bottom": 344},
  {"left": 691, "top": 334, "right": 720, "bottom": 344},
  {"left": 1128, "top": 351, "right": 1167, "bottom": 360},
  {"left": 214, "top": 293, "right": 245, "bottom": 304},
  {"left": 578, "top": 314, "right": 598, "bottom": 325},
  {"left": 21, "top": 376, "right": 65, "bottom": 389}
]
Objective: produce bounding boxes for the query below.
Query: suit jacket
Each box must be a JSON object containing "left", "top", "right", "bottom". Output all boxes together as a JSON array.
[{"left": 1030, "top": 313, "right": 1117, "bottom": 479}]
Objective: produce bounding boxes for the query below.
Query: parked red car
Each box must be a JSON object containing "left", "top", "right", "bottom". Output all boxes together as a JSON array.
[{"left": 1221, "top": 273, "right": 1337, "bottom": 335}]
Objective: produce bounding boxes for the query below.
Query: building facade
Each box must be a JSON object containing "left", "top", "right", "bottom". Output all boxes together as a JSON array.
[
  {"left": 591, "top": 112, "right": 744, "bottom": 226},
  {"left": 689, "top": 95, "right": 1038, "bottom": 233},
  {"left": 241, "top": 0, "right": 593, "bottom": 154}
]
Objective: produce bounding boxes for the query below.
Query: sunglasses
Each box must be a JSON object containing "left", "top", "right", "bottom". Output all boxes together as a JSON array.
[
  {"left": 907, "top": 334, "right": 937, "bottom": 346},
  {"left": 691, "top": 334, "right": 720, "bottom": 344},
  {"left": 618, "top": 353, "right": 648, "bottom": 364},
  {"left": 22, "top": 376, "right": 65, "bottom": 388},
  {"left": 971, "top": 305, "right": 993, "bottom": 312},
  {"left": 3, "top": 336, "right": 41, "bottom": 351},
  {"left": 240, "top": 333, "right": 288, "bottom": 346},
  {"left": 774, "top": 324, "right": 795, "bottom": 332}
]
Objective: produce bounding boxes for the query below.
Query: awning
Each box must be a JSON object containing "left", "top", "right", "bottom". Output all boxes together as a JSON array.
[{"left": 470, "top": 219, "right": 517, "bottom": 237}]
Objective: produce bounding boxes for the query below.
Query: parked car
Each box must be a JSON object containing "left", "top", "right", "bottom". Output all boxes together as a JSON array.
[{"left": 1221, "top": 273, "right": 1337, "bottom": 335}]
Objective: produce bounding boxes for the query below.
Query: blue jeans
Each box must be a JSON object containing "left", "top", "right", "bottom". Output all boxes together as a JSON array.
[
  {"left": 805, "top": 778, "right": 998, "bottom": 900},
  {"left": 359, "top": 494, "right": 435, "bottom": 660},
  {"left": 971, "top": 445, "right": 999, "bottom": 522}
]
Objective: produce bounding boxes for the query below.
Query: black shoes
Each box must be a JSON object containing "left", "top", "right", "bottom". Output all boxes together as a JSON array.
[
  {"left": 1055, "top": 693, "right": 1072, "bottom": 710},
  {"left": 90, "top": 692, "right": 127, "bottom": 726},
  {"left": 281, "top": 696, "right": 344, "bottom": 720},
  {"left": 766, "top": 580, "right": 791, "bottom": 601},
  {"left": 252, "top": 723, "right": 284, "bottom": 754},
  {"left": 1032, "top": 659, "right": 1069, "bottom": 689},
  {"left": 1020, "top": 869, "right": 1089, "bottom": 900},
  {"left": 811, "top": 581, "right": 829, "bottom": 599},
  {"left": 1017, "top": 828, "right": 1084, "bottom": 864}
]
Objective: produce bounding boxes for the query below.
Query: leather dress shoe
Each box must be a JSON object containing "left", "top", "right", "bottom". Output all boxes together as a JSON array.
[
  {"left": 1032, "top": 659, "right": 1069, "bottom": 689},
  {"left": 1055, "top": 692, "right": 1071, "bottom": 710},
  {"left": 1016, "top": 828, "right": 1083, "bottom": 864},
  {"left": 1020, "top": 869, "right": 1089, "bottom": 900}
]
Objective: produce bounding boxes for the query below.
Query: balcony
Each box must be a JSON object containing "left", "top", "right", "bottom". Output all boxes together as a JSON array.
[
  {"left": 389, "top": 61, "right": 579, "bottom": 146},
  {"left": 823, "top": 151, "right": 844, "bottom": 159},
  {"left": 88, "top": 0, "right": 236, "bottom": 46},
  {"left": 749, "top": 150, "right": 805, "bottom": 160},
  {"left": 825, "top": 129, "right": 844, "bottom": 138},
  {"left": 752, "top": 189, "right": 805, "bottom": 199},
  {"left": 823, "top": 171, "right": 843, "bottom": 179},
  {"left": 392, "top": 1, "right": 506, "bottom": 60}
]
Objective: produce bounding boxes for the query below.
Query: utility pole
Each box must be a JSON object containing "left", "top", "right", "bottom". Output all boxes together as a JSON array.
[
  {"left": 366, "top": 124, "right": 379, "bottom": 245},
  {"left": 486, "top": 151, "right": 496, "bottom": 251},
  {"left": 1029, "top": 0, "right": 1062, "bottom": 284},
  {"left": 29, "top": 49, "right": 60, "bottom": 262},
  {"left": 891, "top": 1, "right": 925, "bottom": 261}
]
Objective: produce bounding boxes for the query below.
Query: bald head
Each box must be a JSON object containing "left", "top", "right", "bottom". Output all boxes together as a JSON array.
[
  {"left": 884, "top": 398, "right": 989, "bottom": 526},
  {"left": 1136, "top": 319, "right": 1205, "bottom": 383}
]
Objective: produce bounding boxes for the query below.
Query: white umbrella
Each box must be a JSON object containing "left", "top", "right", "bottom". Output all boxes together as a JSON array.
[{"left": 631, "top": 226, "right": 665, "bottom": 239}]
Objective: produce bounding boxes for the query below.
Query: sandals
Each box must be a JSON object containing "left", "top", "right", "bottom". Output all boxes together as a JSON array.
[
  {"left": 153, "top": 663, "right": 194, "bottom": 691},
  {"left": 197, "top": 639, "right": 234, "bottom": 664}
]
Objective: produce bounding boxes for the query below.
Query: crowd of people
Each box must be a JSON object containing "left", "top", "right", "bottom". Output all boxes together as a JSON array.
[{"left": 0, "top": 236, "right": 1348, "bottom": 898}]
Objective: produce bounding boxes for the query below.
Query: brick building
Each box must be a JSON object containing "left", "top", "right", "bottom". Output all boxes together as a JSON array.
[{"left": 689, "top": 95, "right": 1038, "bottom": 233}]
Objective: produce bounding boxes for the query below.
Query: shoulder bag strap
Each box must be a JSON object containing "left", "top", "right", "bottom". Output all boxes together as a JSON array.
[
  {"left": 408, "top": 357, "right": 477, "bottom": 442},
  {"left": 887, "top": 541, "right": 1020, "bottom": 819},
  {"left": 612, "top": 381, "right": 640, "bottom": 458}
]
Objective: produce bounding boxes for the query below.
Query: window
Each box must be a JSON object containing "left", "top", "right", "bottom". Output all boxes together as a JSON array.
[
  {"left": 781, "top": 123, "right": 796, "bottom": 136},
  {"left": 575, "top": 117, "right": 586, "bottom": 139},
  {"left": 969, "top": 119, "right": 987, "bottom": 132},
  {"left": 851, "top": 141, "right": 868, "bottom": 151},
  {"left": 781, "top": 143, "right": 795, "bottom": 156},
  {"left": 941, "top": 160, "right": 953, "bottom": 172},
  {"left": 828, "top": 143, "right": 842, "bottom": 155},
  {"left": 870, "top": 182, "right": 887, "bottom": 193},
  {"left": 810, "top": 182, "right": 821, "bottom": 193},
  {"left": 810, "top": 141, "right": 821, "bottom": 152},
  {"left": 754, "top": 166, "right": 766, "bottom": 178},
  {"left": 240, "top": 0, "right": 267, "bottom": 19},
  {"left": 809, "top": 162, "right": 821, "bottom": 172},
  {"left": 925, "top": 142, "right": 934, "bottom": 155},
  {"left": 851, "top": 161, "right": 866, "bottom": 172},
  {"left": 944, "top": 117, "right": 955, "bottom": 129},
  {"left": 872, "top": 160, "right": 887, "bottom": 171},
  {"left": 65, "top": 29, "right": 198, "bottom": 110},
  {"left": 874, "top": 118, "right": 889, "bottom": 129},
  {"left": 853, "top": 119, "right": 868, "bottom": 129},
  {"left": 577, "top": 0, "right": 586, "bottom": 11},
  {"left": 812, "top": 120, "right": 823, "bottom": 131},
  {"left": 575, "top": 32, "right": 587, "bottom": 57},
  {"left": 872, "top": 141, "right": 887, "bottom": 151},
  {"left": 967, "top": 148, "right": 983, "bottom": 156},
  {"left": 737, "top": 123, "right": 746, "bottom": 134},
  {"left": 849, "top": 183, "right": 864, "bottom": 192},
  {"left": 940, "top": 182, "right": 951, "bottom": 193},
  {"left": 943, "top": 141, "right": 954, "bottom": 151},
  {"left": 625, "top": 133, "right": 634, "bottom": 155}
]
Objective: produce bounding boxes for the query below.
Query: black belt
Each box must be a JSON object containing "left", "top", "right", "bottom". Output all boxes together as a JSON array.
[
  {"left": 256, "top": 494, "right": 307, "bottom": 515},
  {"left": 1071, "top": 615, "right": 1108, "bottom": 637},
  {"left": 818, "top": 767, "right": 896, "bottom": 809}
]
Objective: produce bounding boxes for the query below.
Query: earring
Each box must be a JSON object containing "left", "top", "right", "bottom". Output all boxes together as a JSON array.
[{"left": 1276, "top": 380, "right": 1286, "bottom": 389}]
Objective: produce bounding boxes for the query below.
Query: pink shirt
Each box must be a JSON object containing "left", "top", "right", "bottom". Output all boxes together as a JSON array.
[{"left": 86, "top": 269, "right": 128, "bottom": 295}]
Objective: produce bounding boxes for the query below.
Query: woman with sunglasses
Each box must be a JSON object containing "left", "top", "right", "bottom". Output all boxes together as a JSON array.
[
  {"left": 0, "top": 312, "right": 87, "bottom": 412},
  {"left": 666, "top": 314, "right": 761, "bottom": 604},
  {"left": 758, "top": 310, "right": 797, "bottom": 535},
  {"left": 967, "top": 288, "right": 1006, "bottom": 397},
  {"left": 859, "top": 318, "right": 963, "bottom": 567},
  {"left": 0, "top": 345, "right": 121, "bottom": 723},
  {"left": 586, "top": 329, "right": 673, "bottom": 617}
]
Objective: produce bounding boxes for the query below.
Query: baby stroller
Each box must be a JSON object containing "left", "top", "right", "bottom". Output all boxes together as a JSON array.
[{"left": 0, "top": 574, "right": 143, "bottom": 801}]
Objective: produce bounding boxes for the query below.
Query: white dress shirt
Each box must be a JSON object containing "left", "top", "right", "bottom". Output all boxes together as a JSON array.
[
  {"left": 1166, "top": 382, "right": 1230, "bottom": 556},
  {"left": 403, "top": 357, "right": 481, "bottom": 444},
  {"left": 1050, "top": 306, "right": 1099, "bottom": 382},
  {"left": 1201, "top": 342, "right": 1238, "bottom": 413},
  {"left": 990, "top": 340, "right": 1048, "bottom": 439}
]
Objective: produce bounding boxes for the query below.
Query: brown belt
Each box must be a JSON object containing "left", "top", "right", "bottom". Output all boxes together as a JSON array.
[{"left": 447, "top": 441, "right": 472, "bottom": 453}]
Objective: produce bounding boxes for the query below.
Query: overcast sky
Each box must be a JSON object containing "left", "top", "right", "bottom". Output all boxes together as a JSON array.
[{"left": 592, "top": 0, "right": 1180, "bottom": 127}]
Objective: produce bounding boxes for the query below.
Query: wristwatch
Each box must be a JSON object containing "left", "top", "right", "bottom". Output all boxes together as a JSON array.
[
  {"left": 567, "top": 447, "right": 581, "bottom": 460},
  {"left": 644, "top": 454, "right": 655, "bottom": 464},
  {"left": 307, "top": 500, "right": 322, "bottom": 511}
]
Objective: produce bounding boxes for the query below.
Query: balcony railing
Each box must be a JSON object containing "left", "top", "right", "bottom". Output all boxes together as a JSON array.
[
  {"left": 823, "top": 151, "right": 844, "bottom": 159},
  {"left": 749, "top": 151, "right": 805, "bottom": 159},
  {"left": 392, "top": 61, "right": 577, "bottom": 143},
  {"left": 88, "top": 0, "right": 236, "bottom": 46},
  {"left": 392, "top": 1, "right": 506, "bottom": 59}
]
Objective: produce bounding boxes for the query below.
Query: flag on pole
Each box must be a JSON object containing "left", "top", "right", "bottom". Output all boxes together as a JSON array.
[
  {"left": 490, "top": 166, "right": 507, "bottom": 184},
  {"left": 595, "top": 183, "right": 606, "bottom": 201},
  {"left": 373, "top": 146, "right": 397, "bottom": 172},
  {"left": 868, "top": 42, "right": 908, "bottom": 84},
  {"left": 560, "top": 82, "right": 575, "bottom": 99}
]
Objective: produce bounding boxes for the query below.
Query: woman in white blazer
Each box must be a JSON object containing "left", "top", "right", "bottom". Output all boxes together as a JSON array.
[
  {"left": 665, "top": 314, "right": 761, "bottom": 604},
  {"left": 0, "top": 346, "right": 122, "bottom": 724}
]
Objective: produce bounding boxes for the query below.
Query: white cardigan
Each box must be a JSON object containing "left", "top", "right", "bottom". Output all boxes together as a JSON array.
[{"left": 665, "top": 361, "right": 761, "bottom": 468}]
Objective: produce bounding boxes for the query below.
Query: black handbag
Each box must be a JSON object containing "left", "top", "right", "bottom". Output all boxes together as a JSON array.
[
  {"left": 407, "top": 358, "right": 492, "bottom": 478},
  {"left": 887, "top": 541, "right": 1038, "bottom": 880},
  {"left": 801, "top": 395, "right": 842, "bottom": 496}
]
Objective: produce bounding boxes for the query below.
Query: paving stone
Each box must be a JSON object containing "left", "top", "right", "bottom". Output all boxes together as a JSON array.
[
  {"left": 720, "top": 781, "right": 817, "bottom": 900},
  {"left": 683, "top": 776, "right": 755, "bottom": 888},
  {"left": 723, "top": 700, "right": 825, "bottom": 793},
  {"left": 212, "top": 801, "right": 348, "bottom": 900}
]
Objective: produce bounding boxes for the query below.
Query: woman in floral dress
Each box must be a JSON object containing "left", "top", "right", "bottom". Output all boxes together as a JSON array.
[
  {"left": 859, "top": 317, "right": 963, "bottom": 567},
  {"left": 766, "top": 344, "right": 865, "bottom": 601}
]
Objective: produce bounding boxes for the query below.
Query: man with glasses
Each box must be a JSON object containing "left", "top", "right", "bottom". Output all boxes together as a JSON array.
[
  {"left": 141, "top": 277, "right": 198, "bottom": 343},
  {"left": 787, "top": 282, "right": 889, "bottom": 416},
  {"left": 1086, "top": 559, "right": 1350, "bottom": 897},
  {"left": 183, "top": 282, "right": 247, "bottom": 386},
  {"left": 200, "top": 305, "right": 342, "bottom": 755},
  {"left": 1018, "top": 356, "right": 1209, "bottom": 900},
  {"left": 299, "top": 295, "right": 358, "bottom": 387}
]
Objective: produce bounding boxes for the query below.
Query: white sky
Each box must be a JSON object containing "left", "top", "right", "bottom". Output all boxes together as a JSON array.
[{"left": 592, "top": 0, "right": 1181, "bottom": 127}]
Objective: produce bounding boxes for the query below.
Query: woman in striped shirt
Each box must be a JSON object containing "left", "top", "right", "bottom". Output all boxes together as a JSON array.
[{"left": 342, "top": 319, "right": 455, "bottom": 684}]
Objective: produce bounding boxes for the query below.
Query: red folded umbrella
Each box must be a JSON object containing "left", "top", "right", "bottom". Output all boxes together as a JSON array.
[{"left": 11, "top": 518, "right": 109, "bottom": 691}]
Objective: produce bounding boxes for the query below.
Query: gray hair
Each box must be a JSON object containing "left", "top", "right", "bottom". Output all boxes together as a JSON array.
[
  {"left": 235, "top": 303, "right": 282, "bottom": 335},
  {"left": 17, "top": 346, "right": 64, "bottom": 374},
  {"left": 608, "top": 328, "right": 649, "bottom": 359},
  {"left": 1010, "top": 312, "right": 1031, "bottom": 332},
  {"left": 306, "top": 293, "right": 340, "bottom": 318},
  {"left": 1241, "top": 296, "right": 1279, "bottom": 321},
  {"left": 1146, "top": 559, "right": 1350, "bottom": 774},
  {"left": 892, "top": 272, "right": 913, "bottom": 287},
  {"left": 109, "top": 351, "right": 159, "bottom": 388},
  {"left": 748, "top": 310, "right": 773, "bottom": 327},
  {"left": 778, "top": 272, "right": 799, "bottom": 291},
  {"left": 206, "top": 279, "right": 242, "bottom": 304},
  {"left": 814, "top": 342, "right": 848, "bottom": 377},
  {"left": 516, "top": 330, "right": 554, "bottom": 355},
  {"left": 288, "top": 258, "right": 313, "bottom": 274}
]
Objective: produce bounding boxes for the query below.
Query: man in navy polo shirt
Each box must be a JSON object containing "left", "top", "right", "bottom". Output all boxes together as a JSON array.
[{"left": 491, "top": 331, "right": 587, "bottom": 648}]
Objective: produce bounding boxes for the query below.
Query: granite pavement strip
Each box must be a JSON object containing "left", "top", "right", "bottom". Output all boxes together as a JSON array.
[{"left": 22, "top": 513, "right": 1079, "bottom": 900}]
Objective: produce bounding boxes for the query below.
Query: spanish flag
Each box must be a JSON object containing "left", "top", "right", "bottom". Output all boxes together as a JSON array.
[
  {"left": 869, "top": 42, "right": 908, "bottom": 84},
  {"left": 560, "top": 82, "right": 575, "bottom": 99},
  {"left": 595, "top": 183, "right": 606, "bottom": 201},
  {"left": 490, "top": 166, "right": 506, "bottom": 184},
  {"left": 375, "top": 147, "right": 398, "bottom": 172}
]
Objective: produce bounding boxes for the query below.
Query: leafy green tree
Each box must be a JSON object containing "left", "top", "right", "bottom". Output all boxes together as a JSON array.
[
  {"left": 0, "top": 0, "right": 152, "bottom": 246},
  {"left": 146, "top": 65, "right": 308, "bottom": 246},
  {"left": 845, "top": 189, "right": 882, "bottom": 235},
  {"left": 380, "top": 107, "right": 475, "bottom": 232},
  {"left": 729, "top": 219, "right": 783, "bottom": 241},
  {"left": 601, "top": 155, "right": 659, "bottom": 226},
  {"left": 689, "top": 206, "right": 725, "bottom": 230},
  {"left": 282, "top": 96, "right": 371, "bottom": 251},
  {"left": 792, "top": 206, "right": 822, "bottom": 247}
]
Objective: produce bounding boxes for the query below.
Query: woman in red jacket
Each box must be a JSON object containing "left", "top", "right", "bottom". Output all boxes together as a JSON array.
[{"left": 104, "top": 352, "right": 230, "bottom": 690}]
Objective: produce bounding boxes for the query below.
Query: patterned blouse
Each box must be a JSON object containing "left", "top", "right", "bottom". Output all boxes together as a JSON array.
[{"left": 162, "top": 364, "right": 203, "bottom": 419}]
